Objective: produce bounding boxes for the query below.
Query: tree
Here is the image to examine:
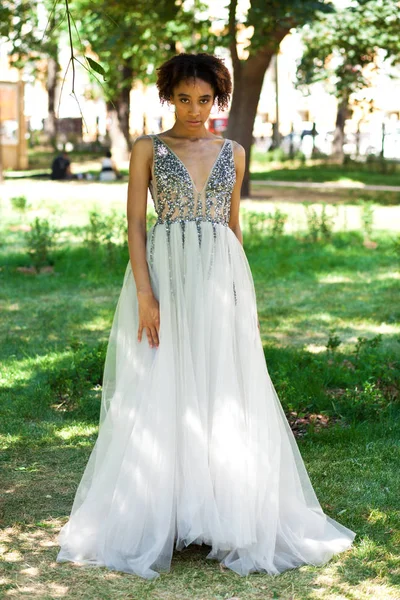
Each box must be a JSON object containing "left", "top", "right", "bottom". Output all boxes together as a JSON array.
[
  {"left": 296, "top": 0, "right": 400, "bottom": 159},
  {"left": 1, "top": 0, "right": 214, "bottom": 160},
  {"left": 224, "top": 0, "right": 334, "bottom": 195},
  {"left": 0, "top": 0, "right": 65, "bottom": 148},
  {"left": 56, "top": 0, "right": 215, "bottom": 160},
  {"left": 69, "top": 0, "right": 182, "bottom": 160}
]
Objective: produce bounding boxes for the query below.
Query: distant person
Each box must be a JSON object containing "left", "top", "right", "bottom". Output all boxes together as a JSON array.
[
  {"left": 99, "top": 150, "right": 121, "bottom": 181},
  {"left": 51, "top": 151, "right": 72, "bottom": 180}
]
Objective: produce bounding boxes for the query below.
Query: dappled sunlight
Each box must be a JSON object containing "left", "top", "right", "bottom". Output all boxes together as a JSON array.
[
  {"left": 318, "top": 270, "right": 400, "bottom": 285},
  {"left": 375, "top": 271, "right": 400, "bottom": 280},
  {"left": 6, "top": 303, "right": 20, "bottom": 312},
  {"left": 54, "top": 424, "right": 98, "bottom": 441},
  {"left": 304, "top": 344, "right": 328, "bottom": 354},
  {"left": 262, "top": 312, "right": 399, "bottom": 350},
  {"left": 83, "top": 315, "right": 112, "bottom": 332},
  {"left": 5, "top": 583, "right": 69, "bottom": 598},
  {"left": 318, "top": 274, "right": 354, "bottom": 284},
  {"left": 311, "top": 569, "right": 400, "bottom": 599},
  {"left": 367, "top": 509, "right": 388, "bottom": 526},
  {"left": 2, "top": 520, "right": 399, "bottom": 599},
  {"left": 0, "top": 435, "right": 21, "bottom": 450},
  {"left": 346, "top": 322, "right": 399, "bottom": 336},
  {"left": 1, "top": 350, "right": 74, "bottom": 386}
]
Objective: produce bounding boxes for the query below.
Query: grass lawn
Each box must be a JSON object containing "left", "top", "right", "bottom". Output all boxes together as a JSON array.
[
  {"left": 1, "top": 191, "right": 399, "bottom": 599},
  {"left": 250, "top": 150, "right": 400, "bottom": 188}
]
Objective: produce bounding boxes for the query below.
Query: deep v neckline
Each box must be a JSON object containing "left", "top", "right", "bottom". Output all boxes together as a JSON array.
[{"left": 155, "top": 134, "right": 227, "bottom": 195}]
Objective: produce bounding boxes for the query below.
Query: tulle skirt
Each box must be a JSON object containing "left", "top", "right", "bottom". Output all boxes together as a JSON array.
[{"left": 56, "top": 220, "right": 355, "bottom": 579}]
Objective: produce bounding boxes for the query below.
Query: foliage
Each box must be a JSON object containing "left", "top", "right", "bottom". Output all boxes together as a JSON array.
[
  {"left": 296, "top": 0, "right": 400, "bottom": 102},
  {"left": 241, "top": 207, "right": 288, "bottom": 240},
  {"left": 10, "top": 196, "right": 28, "bottom": 212},
  {"left": 84, "top": 208, "right": 127, "bottom": 265},
  {"left": 242, "top": 0, "right": 335, "bottom": 55},
  {"left": 0, "top": 0, "right": 65, "bottom": 76},
  {"left": 302, "top": 201, "right": 336, "bottom": 242},
  {"left": 53, "top": 0, "right": 217, "bottom": 118},
  {"left": 25, "top": 216, "right": 58, "bottom": 271},
  {"left": 360, "top": 200, "right": 375, "bottom": 240}
]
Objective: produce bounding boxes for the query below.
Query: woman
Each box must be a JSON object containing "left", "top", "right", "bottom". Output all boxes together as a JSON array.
[{"left": 57, "top": 52, "right": 355, "bottom": 580}]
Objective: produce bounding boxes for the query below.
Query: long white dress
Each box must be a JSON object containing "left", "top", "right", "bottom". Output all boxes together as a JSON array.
[{"left": 56, "top": 134, "right": 355, "bottom": 579}]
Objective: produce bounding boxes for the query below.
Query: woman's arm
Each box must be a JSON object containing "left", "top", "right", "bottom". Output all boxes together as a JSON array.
[
  {"left": 228, "top": 140, "right": 245, "bottom": 246},
  {"left": 127, "top": 136, "right": 160, "bottom": 348},
  {"left": 228, "top": 141, "right": 260, "bottom": 332}
]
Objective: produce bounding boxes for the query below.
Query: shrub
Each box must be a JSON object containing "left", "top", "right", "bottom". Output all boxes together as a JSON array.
[
  {"left": 10, "top": 195, "right": 28, "bottom": 212},
  {"left": 360, "top": 200, "right": 375, "bottom": 240},
  {"left": 302, "top": 202, "right": 335, "bottom": 243},
  {"left": 241, "top": 207, "right": 288, "bottom": 241},
  {"left": 25, "top": 217, "right": 58, "bottom": 271}
]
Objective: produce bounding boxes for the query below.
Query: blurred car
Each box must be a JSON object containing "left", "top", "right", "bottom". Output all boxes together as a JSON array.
[{"left": 208, "top": 116, "right": 228, "bottom": 135}]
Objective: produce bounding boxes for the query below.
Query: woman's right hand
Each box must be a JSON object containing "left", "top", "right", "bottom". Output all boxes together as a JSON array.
[{"left": 137, "top": 291, "right": 160, "bottom": 348}]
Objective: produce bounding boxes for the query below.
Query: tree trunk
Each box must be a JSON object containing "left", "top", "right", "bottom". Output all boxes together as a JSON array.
[
  {"left": 106, "top": 63, "right": 133, "bottom": 163},
  {"left": 225, "top": 50, "right": 275, "bottom": 196},
  {"left": 332, "top": 98, "right": 349, "bottom": 161},
  {"left": 225, "top": 0, "right": 291, "bottom": 196},
  {"left": 45, "top": 55, "right": 58, "bottom": 148},
  {"left": 44, "top": 9, "right": 59, "bottom": 149}
]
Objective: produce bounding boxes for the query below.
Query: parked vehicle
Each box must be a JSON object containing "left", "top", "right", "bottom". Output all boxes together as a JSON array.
[{"left": 208, "top": 116, "right": 228, "bottom": 135}]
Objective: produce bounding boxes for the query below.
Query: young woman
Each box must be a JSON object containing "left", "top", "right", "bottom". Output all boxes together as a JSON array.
[{"left": 57, "top": 53, "right": 355, "bottom": 580}]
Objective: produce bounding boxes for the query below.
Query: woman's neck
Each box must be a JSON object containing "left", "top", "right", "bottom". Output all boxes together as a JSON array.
[{"left": 167, "top": 122, "right": 212, "bottom": 140}]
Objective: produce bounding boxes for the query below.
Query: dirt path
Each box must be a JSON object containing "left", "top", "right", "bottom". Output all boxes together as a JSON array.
[{"left": 252, "top": 179, "right": 400, "bottom": 192}]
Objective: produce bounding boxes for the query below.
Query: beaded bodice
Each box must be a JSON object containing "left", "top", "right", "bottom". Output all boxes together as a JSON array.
[{"left": 149, "top": 134, "right": 236, "bottom": 227}]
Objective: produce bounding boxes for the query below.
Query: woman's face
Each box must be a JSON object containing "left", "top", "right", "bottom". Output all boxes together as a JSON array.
[{"left": 170, "top": 77, "right": 215, "bottom": 131}]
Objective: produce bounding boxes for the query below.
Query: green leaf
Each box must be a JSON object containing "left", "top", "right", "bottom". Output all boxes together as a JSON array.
[{"left": 86, "top": 56, "right": 107, "bottom": 79}]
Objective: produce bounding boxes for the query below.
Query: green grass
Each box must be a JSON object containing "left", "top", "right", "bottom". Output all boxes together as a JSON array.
[
  {"left": 250, "top": 150, "right": 400, "bottom": 187},
  {"left": 1, "top": 194, "right": 399, "bottom": 599}
]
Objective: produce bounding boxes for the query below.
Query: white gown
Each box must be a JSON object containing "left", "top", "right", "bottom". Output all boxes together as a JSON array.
[{"left": 56, "top": 134, "right": 355, "bottom": 579}]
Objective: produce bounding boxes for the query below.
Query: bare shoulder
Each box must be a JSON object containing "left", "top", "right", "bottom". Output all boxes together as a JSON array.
[
  {"left": 230, "top": 140, "right": 245, "bottom": 172},
  {"left": 129, "top": 135, "right": 154, "bottom": 169},
  {"left": 230, "top": 139, "right": 245, "bottom": 158},
  {"left": 132, "top": 134, "right": 153, "bottom": 153}
]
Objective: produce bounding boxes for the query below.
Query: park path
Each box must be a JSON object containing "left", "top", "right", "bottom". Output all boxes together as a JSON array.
[
  {"left": 252, "top": 179, "right": 400, "bottom": 192},
  {"left": 2, "top": 178, "right": 400, "bottom": 201}
]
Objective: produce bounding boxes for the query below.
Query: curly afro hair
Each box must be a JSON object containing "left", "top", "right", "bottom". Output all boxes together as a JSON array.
[{"left": 156, "top": 53, "right": 232, "bottom": 111}]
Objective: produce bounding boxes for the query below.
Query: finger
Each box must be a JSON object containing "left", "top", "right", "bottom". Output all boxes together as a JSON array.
[
  {"left": 138, "top": 325, "right": 143, "bottom": 341},
  {"left": 146, "top": 331, "right": 154, "bottom": 347},
  {"left": 151, "top": 326, "right": 159, "bottom": 347}
]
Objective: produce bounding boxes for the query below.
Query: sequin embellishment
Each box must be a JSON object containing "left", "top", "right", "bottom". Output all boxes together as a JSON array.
[{"left": 148, "top": 134, "right": 237, "bottom": 302}]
